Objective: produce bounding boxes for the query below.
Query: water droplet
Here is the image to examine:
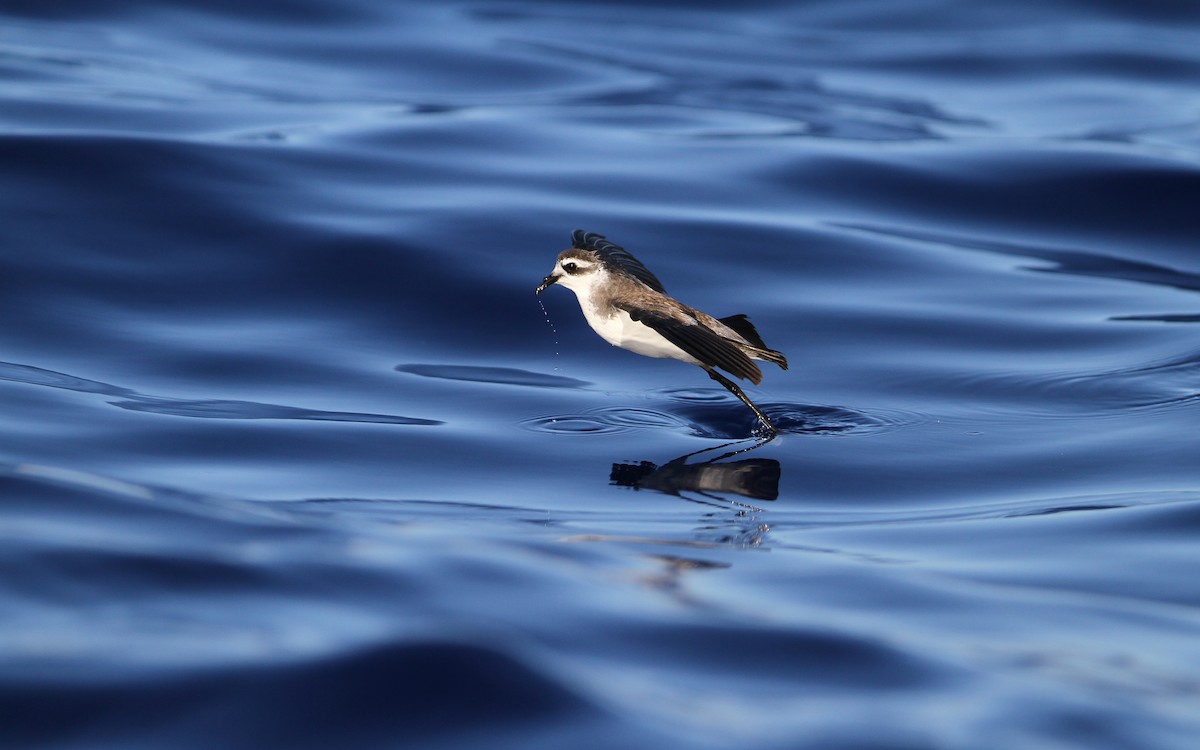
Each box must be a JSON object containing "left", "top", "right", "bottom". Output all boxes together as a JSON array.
[{"left": 538, "top": 299, "right": 561, "bottom": 361}]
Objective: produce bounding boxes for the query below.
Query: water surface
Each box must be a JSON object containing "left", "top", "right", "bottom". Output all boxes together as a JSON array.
[{"left": 2, "top": 1, "right": 1199, "bottom": 748}]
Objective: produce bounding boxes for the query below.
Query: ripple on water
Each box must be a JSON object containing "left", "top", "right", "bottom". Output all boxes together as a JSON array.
[
  {"left": 520, "top": 416, "right": 627, "bottom": 435},
  {"left": 0, "top": 360, "right": 134, "bottom": 397},
  {"left": 661, "top": 387, "right": 908, "bottom": 437},
  {"left": 938, "top": 351, "right": 1200, "bottom": 422},
  {"left": 675, "top": 401, "right": 902, "bottom": 440},
  {"left": 524, "top": 390, "right": 903, "bottom": 439},
  {"left": 594, "top": 407, "right": 687, "bottom": 429},
  {"left": 766, "top": 403, "right": 894, "bottom": 435},
  {"left": 521, "top": 406, "right": 689, "bottom": 435},
  {"left": 396, "top": 364, "right": 591, "bottom": 389},
  {"left": 0, "top": 360, "right": 441, "bottom": 426},
  {"left": 654, "top": 387, "right": 731, "bottom": 403}
]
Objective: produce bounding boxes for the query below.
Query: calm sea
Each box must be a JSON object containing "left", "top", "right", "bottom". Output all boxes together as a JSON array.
[{"left": 3, "top": 1, "right": 1199, "bottom": 748}]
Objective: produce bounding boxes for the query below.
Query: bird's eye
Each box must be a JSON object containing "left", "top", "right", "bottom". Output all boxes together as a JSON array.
[{"left": 562, "top": 262, "right": 578, "bottom": 274}]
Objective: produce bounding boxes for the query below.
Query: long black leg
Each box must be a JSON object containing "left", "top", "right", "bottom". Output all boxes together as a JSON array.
[
  {"left": 706, "top": 368, "right": 777, "bottom": 436},
  {"left": 660, "top": 434, "right": 773, "bottom": 468}
]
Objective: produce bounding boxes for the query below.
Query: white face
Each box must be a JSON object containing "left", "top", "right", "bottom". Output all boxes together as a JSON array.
[{"left": 537, "top": 253, "right": 602, "bottom": 296}]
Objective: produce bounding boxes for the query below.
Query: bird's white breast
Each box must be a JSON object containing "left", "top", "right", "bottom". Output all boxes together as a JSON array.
[{"left": 577, "top": 295, "right": 701, "bottom": 365}]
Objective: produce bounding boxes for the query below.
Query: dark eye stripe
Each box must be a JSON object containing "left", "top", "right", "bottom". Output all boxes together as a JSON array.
[{"left": 562, "top": 262, "right": 579, "bottom": 274}]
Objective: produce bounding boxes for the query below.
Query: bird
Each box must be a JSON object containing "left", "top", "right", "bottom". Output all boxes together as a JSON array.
[{"left": 536, "top": 229, "right": 788, "bottom": 435}]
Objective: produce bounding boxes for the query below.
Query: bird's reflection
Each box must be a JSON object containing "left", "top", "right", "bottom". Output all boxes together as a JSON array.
[
  {"left": 558, "top": 439, "right": 781, "bottom": 599},
  {"left": 610, "top": 437, "right": 780, "bottom": 509}
]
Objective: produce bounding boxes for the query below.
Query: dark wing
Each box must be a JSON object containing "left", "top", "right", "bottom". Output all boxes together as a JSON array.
[
  {"left": 717, "top": 314, "right": 768, "bottom": 350},
  {"left": 571, "top": 229, "right": 666, "bottom": 293},
  {"left": 620, "top": 305, "right": 763, "bottom": 384}
]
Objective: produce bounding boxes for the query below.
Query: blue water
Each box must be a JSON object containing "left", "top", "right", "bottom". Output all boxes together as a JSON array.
[{"left": 3, "top": 1, "right": 1199, "bottom": 748}]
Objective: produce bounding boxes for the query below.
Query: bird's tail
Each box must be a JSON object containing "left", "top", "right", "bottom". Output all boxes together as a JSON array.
[
  {"left": 719, "top": 314, "right": 789, "bottom": 370},
  {"left": 753, "top": 346, "right": 789, "bottom": 370}
]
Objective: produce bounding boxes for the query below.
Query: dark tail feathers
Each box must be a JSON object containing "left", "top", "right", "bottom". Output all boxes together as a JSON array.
[{"left": 719, "top": 314, "right": 788, "bottom": 370}]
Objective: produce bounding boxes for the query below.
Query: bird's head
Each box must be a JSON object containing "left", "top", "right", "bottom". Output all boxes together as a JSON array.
[{"left": 536, "top": 248, "right": 603, "bottom": 297}]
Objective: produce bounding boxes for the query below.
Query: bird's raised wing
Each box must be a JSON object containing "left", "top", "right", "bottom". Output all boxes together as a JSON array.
[
  {"left": 620, "top": 306, "right": 764, "bottom": 384},
  {"left": 571, "top": 230, "right": 666, "bottom": 293}
]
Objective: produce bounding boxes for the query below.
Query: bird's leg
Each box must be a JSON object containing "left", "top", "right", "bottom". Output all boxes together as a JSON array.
[{"left": 706, "top": 368, "right": 777, "bottom": 436}]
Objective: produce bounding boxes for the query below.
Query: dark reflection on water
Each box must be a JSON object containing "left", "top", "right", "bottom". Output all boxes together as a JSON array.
[{"left": 611, "top": 437, "right": 781, "bottom": 503}]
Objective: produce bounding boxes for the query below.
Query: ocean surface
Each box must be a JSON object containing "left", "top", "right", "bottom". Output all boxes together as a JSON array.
[{"left": 3, "top": 1, "right": 1200, "bottom": 748}]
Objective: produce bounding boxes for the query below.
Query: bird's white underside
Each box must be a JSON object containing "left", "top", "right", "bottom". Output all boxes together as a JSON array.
[
  {"left": 555, "top": 262, "right": 702, "bottom": 366},
  {"left": 582, "top": 301, "right": 703, "bottom": 365}
]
